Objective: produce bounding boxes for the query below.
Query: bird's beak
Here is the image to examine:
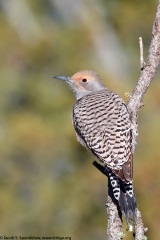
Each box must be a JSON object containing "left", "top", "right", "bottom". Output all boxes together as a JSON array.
[{"left": 53, "top": 75, "right": 72, "bottom": 82}]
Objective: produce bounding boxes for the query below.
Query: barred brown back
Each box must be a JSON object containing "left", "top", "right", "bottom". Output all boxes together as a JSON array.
[{"left": 73, "top": 89, "right": 133, "bottom": 182}]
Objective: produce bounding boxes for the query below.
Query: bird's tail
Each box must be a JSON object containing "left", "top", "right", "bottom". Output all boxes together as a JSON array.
[{"left": 108, "top": 171, "right": 137, "bottom": 228}]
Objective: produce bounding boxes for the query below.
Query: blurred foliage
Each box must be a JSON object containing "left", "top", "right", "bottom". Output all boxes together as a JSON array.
[{"left": 0, "top": 0, "right": 159, "bottom": 239}]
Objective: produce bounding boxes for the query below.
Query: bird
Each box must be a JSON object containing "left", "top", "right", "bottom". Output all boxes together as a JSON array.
[{"left": 53, "top": 70, "right": 137, "bottom": 228}]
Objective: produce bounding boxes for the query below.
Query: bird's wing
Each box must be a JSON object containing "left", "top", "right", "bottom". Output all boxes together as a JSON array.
[{"left": 73, "top": 91, "right": 133, "bottom": 182}]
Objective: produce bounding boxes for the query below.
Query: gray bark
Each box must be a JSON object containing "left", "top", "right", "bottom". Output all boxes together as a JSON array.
[
  {"left": 94, "top": 1, "right": 160, "bottom": 239},
  {"left": 127, "top": 1, "right": 160, "bottom": 239}
]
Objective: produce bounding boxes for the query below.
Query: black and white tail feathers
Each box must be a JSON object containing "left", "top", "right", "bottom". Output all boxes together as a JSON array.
[{"left": 108, "top": 170, "right": 137, "bottom": 228}]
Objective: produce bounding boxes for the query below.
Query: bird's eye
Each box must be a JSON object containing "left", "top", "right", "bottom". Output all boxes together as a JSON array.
[{"left": 82, "top": 78, "right": 87, "bottom": 82}]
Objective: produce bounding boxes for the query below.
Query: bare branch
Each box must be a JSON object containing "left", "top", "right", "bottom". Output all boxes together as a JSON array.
[
  {"left": 134, "top": 209, "right": 148, "bottom": 240},
  {"left": 93, "top": 1, "right": 160, "bottom": 239},
  {"left": 127, "top": 0, "right": 160, "bottom": 147},
  {"left": 139, "top": 37, "right": 145, "bottom": 70},
  {"left": 127, "top": 1, "right": 160, "bottom": 239},
  {"left": 106, "top": 195, "right": 123, "bottom": 240},
  {"left": 93, "top": 161, "right": 123, "bottom": 239}
]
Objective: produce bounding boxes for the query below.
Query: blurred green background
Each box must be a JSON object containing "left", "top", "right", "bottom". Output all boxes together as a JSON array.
[{"left": 0, "top": 0, "right": 160, "bottom": 239}]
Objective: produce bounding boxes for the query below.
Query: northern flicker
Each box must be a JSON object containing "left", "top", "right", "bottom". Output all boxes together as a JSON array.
[{"left": 54, "top": 70, "right": 137, "bottom": 227}]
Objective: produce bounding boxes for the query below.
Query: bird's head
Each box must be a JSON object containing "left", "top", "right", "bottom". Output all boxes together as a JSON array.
[{"left": 53, "top": 70, "right": 106, "bottom": 100}]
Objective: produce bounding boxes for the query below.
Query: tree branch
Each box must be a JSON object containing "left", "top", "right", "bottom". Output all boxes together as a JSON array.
[
  {"left": 126, "top": 1, "right": 160, "bottom": 238},
  {"left": 93, "top": 161, "right": 123, "bottom": 240},
  {"left": 139, "top": 37, "right": 145, "bottom": 71},
  {"left": 93, "top": 1, "right": 160, "bottom": 239},
  {"left": 127, "top": 0, "right": 160, "bottom": 149}
]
